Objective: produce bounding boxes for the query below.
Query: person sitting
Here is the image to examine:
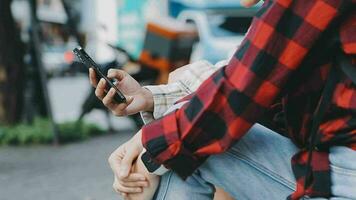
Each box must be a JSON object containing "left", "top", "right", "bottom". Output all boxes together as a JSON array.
[
  {"left": 90, "top": 0, "right": 356, "bottom": 199},
  {"left": 90, "top": 59, "right": 231, "bottom": 199}
]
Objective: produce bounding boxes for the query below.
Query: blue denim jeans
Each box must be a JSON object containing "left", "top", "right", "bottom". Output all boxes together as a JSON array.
[{"left": 153, "top": 124, "right": 356, "bottom": 200}]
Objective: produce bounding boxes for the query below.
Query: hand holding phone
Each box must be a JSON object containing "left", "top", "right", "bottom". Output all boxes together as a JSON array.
[{"left": 73, "top": 47, "right": 126, "bottom": 103}]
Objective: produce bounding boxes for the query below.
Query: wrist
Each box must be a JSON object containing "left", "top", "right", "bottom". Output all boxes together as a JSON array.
[
  {"left": 132, "top": 129, "right": 144, "bottom": 153},
  {"left": 142, "top": 87, "right": 154, "bottom": 112},
  {"left": 140, "top": 149, "right": 169, "bottom": 176}
]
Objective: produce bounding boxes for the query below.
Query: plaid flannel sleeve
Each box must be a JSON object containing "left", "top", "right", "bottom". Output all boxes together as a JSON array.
[
  {"left": 142, "top": 0, "right": 348, "bottom": 178},
  {"left": 140, "top": 60, "right": 221, "bottom": 123},
  {"left": 141, "top": 83, "right": 189, "bottom": 124}
]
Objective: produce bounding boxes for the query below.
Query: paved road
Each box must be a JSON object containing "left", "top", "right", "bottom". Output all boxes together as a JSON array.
[
  {"left": 0, "top": 133, "right": 132, "bottom": 200},
  {"left": 0, "top": 76, "right": 140, "bottom": 200}
]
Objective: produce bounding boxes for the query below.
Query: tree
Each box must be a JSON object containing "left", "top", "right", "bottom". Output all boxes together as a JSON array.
[{"left": 0, "top": 0, "right": 25, "bottom": 124}]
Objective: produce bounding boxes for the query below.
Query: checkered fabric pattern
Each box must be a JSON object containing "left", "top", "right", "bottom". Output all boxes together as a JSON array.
[
  {"left": 141, "top": 60, "right": 225, "bottom": 123},
  {"left": 142, "top": 0, "right": 356, "bottom": 199},
  {"left": 142, "top": 82, "right": 190, "bottom": 122}
]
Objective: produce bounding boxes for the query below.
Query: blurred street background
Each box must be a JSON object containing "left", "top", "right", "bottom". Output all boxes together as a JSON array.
[
  {"left": 0, "top": 75, "right": 134, "bottom": 200},
  {"left": 0, "top": 131, "right": 131, "bottom": 200},
  {"left": 0, "top": 0, "right": 260, "bottom": 199}
]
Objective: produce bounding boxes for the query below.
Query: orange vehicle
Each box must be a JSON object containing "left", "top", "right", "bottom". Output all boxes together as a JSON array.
[{"left": 139, "top": 18, "right": 198, "bottom": 84}]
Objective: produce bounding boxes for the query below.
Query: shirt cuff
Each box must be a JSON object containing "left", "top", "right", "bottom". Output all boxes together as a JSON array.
[
  {"left": 143, "top": 83, "right": 188, "bottom": 119},
  {"left": 141, "top": 111, "right": 206, "bottom": 179},
  {"left": 140, "top": 111, "right": 155, "bottom": 124},
  {"left": 177, "top": 60, "right": 219, "bottom": 92}
]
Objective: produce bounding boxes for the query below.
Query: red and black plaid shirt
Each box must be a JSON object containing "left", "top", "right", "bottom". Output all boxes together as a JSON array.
[{"left": 142, "top": 0, "right": 356, "bottom": 199}]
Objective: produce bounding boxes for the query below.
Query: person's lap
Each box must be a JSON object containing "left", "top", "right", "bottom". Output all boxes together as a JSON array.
[{"left": 153, "top": 124, "right": 356, "bottom": 200}]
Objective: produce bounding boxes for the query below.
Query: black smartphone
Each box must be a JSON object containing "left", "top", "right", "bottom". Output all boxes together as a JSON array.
[{"left": 73, "top": 47, "right": 126, "bottom": 103}]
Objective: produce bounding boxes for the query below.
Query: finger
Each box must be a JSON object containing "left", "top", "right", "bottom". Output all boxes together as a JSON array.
[
  {"left": 95, "top": 78, "right": 106, "bottom": 100},
  {"left": 116, "top": 184, "right": 142, "bottom": 193},
  {"left": 114, "top": 176, "right": 142, "bottom": 195},
  {"left": 121, "top": 96, "right": 138, "bottom": 115},
  {"left": 119, "top": 147, "right": 141, "bottom": 179},
  {"left": 125, "top": 95, "right": 134, "bottom": 105},
  {"left": 102, "top": 88, "right": 116, "bottom": 108},
  {"left": 113, "top": 176, "right": 121, "bottom": 193},
  {"left": 107, "top": 69, "right": 127, "bottom": 81},
  {"left": 114, "top": 179, "right": 142, "bottom": 194},
  {"left": 108, "top": 147, "right": 124, "bottom": 179},
  {"left": 120, "top": 180, "right": 148, "bottom": 188},
  {"left": 111, "top": 96, "right": 134, "bottom": 116},
  {"left": 89, "top": 68, "right": 98, "bottom": 87},
  {"left": 102, "top": 88, "right": 130, "bottom": 114},
  {"left": 121, "top": 173, "right": 146, "bottom": 182}
]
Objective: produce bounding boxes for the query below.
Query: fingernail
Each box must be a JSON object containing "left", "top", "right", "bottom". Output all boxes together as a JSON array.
[{"left": 110, "top": 88, "right": 115, "bottom": 94}]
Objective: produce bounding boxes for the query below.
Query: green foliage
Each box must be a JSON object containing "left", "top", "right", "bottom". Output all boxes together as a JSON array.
[
  {"left": 0, "top": 118, "right": 105, "bottom": 145},
  {"left": 57, "top": 120, "right": 105, "bottom": 143}
]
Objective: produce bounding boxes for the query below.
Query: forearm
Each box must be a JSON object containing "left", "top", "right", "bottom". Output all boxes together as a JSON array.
[
  {"left": 141, "top": 68, "right": 261, "bottom": 177},
  {"left": 140, "top": 82, "right": 189, "bottom": 124},
  {"left": 127, "top": 153, "right": 160, "bottom": 200},
  {"left": 141, "top": 0, "right": 345, "bottom": 178},
  {"left": 140, "top": 60, "right": 222, "bottom": 123}
]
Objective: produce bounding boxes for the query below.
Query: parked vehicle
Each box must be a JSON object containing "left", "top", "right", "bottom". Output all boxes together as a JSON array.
[{"left": 172, "top": 0, "right": 261, "bottom": 63}]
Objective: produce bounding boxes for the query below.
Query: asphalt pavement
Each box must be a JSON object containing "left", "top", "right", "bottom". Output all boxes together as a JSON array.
[
  {"left": 0, "top": 76, "right": 137, "bottom": 200},
  {"left": 0, "top": 133, "right": 131, "bottom": 200}
]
